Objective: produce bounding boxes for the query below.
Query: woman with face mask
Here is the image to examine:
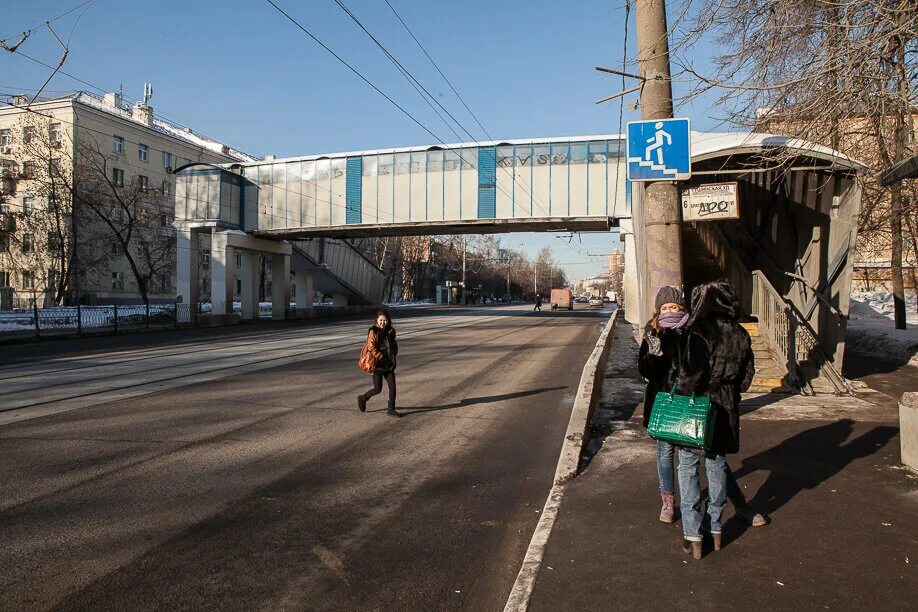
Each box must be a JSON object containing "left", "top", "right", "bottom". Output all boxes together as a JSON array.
[{"left": 638, "top": 286, "right": 690, "bottom": 524}]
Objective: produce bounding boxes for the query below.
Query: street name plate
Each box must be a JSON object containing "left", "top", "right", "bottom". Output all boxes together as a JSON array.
[{"left": 681, "top": 182, "right": 739, "bottom": 221}]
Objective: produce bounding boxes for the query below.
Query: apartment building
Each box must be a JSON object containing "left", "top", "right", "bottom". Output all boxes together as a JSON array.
[{"left": 0, "top": 88, "right": 257, "bottom": 307}]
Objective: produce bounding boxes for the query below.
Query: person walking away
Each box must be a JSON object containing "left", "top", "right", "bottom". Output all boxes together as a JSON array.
[
  {"left": 675, "top": 279, "right": 755, "bottom": 559},
  {"left": 534, "top": 294, "right": 542, "bottom": 311},
  {"left": 639, "top": 286, "right": 689, "bottom": 524},
  {"left": 357, "top": 310, "right": 401, "bottom": 418}
]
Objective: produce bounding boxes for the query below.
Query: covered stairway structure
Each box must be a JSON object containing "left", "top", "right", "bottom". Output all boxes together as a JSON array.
[{"left": 630, "top": 133, "right": 866, "bottom": 394}]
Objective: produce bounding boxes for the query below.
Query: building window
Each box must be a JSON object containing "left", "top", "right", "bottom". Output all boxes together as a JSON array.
[
  {"left": 162, "top": 180, "right": 172, "bottom": 196},
  {"left": 112, "top": 167, "right": 124, "bottom": 186},
  {"left": 111, "top": 271, "right": 124, "bottom": 290},
  {"left": 23, "top": 126, "right": 36, "bottom": 145},
  {"left": 22, "top": 196, "right": 35, "bottom": 215},
  {"left": 235, "top": 252, "right": 242, "bottom": 267},
  {"left": 49, "top": 123, "right": 62, "bottom": 146},
  {"left": 113, "top": 135, "right": 124, "bottom": 154},
  {"left": 22, "top": 270, "right": 35, "bottom": 289},
  {"left": 0, "top": 129, "right": 11, "bottom": 149},
  {"left": 0, "top": 271, "right": 9, "bottom": 286},
  {"left": 47, "top": 232, "right": 61, "bottom": 252},
  {"left": 138, "top": 143, "right": 149, "bottom": 162},
  {"left": 162, "top": 151, "right": 173, "bottom": 169},
  {"left": 138, "top": 175, "right": 150, "bottom": 190},
  {"left": 111, "top": 241, "right": 123, "bottom": 256},
  {"left": 47, "top": 193, "right": 60, "bottom": 211},
  {"left": 47, "top": 268, "right": 58, "bottom": 287},
  {"left": 235, "top": 279, "right": 242, "bottom": 294},
  {"left": 160, "top": 212, "right": 171, "bottom": 226},
  {"left": 20, "top": 161, "right": 35, "bottom": 179},
  {"left": 22, "top": 233, "right": 34, "bottom": 253},
  {"left": 201, "top": 252, "right": 211, "bottom": 268}
]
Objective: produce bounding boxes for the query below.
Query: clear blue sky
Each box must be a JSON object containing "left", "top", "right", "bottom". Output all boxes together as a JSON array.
[{"left": 2, "top": 0, "right": 719, "bottom": 282}]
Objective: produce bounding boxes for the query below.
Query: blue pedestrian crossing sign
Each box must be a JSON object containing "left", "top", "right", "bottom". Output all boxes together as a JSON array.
[{"left": 626, "top": 118, "right": 692, "bottom": 181}]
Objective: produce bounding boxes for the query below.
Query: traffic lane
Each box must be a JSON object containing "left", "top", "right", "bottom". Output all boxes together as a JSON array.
[
  {"left": 0, "top": 308, "right": 535, "bottom": 425},
  {"left": 0, "top": 312, "right": 540, "bottom": 511},
  {"left": 0, "top": 312, "right": 601, "bottom": 609},
  {"left": 0, "top": 304, "right": 530, "bottom": 368},
  {"left": 53, "top": 316, "right": 597, "bottom": 611}
]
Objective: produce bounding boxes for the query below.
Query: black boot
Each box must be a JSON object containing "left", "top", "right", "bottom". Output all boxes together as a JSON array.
[
  {"left": 357, "top": 394, "right": 367, "bottom": 412},
  {"left": 387, "top": 402, "right": 402, "bottom": 418}
]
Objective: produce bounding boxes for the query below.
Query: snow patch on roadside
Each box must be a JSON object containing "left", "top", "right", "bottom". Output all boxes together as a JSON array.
[{"left": 847, "top": 291, "right": 918, "bottom": 366}]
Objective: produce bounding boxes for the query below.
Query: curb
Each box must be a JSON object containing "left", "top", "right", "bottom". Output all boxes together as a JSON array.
[{"left": 503, "top": 310, "right": 619, "bottom": 612}]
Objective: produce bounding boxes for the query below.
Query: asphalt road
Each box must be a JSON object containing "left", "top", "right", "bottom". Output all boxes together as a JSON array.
[{"left": 0, "top": 304, "right": 608, "bottom": 610}]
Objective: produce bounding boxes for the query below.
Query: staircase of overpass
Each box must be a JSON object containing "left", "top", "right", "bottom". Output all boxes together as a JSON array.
[{"left": 292, "top": 238, "right": 385, "bottom": 305}]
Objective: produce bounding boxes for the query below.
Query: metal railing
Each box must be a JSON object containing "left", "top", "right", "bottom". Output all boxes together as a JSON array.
[
  {"left": 692, "top": 222, "right": 850, "bottom": 394},
  {"left": 0, "top": 302, "right": 194, "bottom": 339}
]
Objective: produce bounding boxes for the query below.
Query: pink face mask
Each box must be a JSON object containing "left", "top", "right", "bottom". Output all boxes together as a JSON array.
[{"left": 658, "top": 311, "right": 688, "bottom": 329}]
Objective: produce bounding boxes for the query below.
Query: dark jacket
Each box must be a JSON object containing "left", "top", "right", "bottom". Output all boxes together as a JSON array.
[
  {"left": 638, "top": 322, "right": 687, "bottom": 428},
  {"left": 676, "top": 280, "right": 755, "bottom": 455},
  {"left": 366, "top": 325, "right": 398, "bottom": 373}
]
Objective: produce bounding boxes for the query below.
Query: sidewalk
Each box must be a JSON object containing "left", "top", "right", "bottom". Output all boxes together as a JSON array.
[{"left": 527, "top": 325, "right": 917, "bottom": 611}]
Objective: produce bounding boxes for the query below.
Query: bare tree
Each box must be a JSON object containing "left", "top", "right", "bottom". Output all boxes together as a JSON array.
[{"left": 673, "top": 0, "right": 917, "bottom": 327}]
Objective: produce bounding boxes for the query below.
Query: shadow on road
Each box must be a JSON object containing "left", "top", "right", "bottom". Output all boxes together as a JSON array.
[{"left": 371, "top": 386, "right": 569, "bottom": 416}]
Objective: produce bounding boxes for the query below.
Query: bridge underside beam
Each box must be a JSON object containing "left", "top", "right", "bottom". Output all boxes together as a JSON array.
[{"left": 255, "top": 216, "right": 619, "bottom": 240}]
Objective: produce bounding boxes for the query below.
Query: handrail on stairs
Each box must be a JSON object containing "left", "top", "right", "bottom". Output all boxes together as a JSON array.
[{"left": 691, "top": 222, "right": 850, "bottom": 395}]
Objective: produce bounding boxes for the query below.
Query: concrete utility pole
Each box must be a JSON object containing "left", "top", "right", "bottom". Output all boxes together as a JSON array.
[{"left": 635, "top": 0, "right": 683, "bottom": 299}]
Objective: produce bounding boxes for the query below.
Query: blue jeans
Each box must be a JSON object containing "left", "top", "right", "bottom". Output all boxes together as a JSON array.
[
  {"left": 657, "top": 440, "right": 675, "bottom": 494},
  {"left": 678, "top": 450, "right": 728, "bottom": 541}
]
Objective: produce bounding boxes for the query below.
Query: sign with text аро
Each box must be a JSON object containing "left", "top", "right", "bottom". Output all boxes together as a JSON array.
[{"left": 681, "top": 182, "right": 739, "bottom": 222}]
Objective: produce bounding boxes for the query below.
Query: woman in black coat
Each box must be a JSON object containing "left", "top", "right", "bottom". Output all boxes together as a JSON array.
[
  {"left": 357, "top": 310, "right": 401, "bottom": 418},
  {"left": 638, "top": 286, "right": 689, "bottom": 524},
  {"left": 675, "top": 279, "right": 756, "bottom": 559}
]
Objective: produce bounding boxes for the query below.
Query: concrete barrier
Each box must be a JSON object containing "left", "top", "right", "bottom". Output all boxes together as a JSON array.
[
  {"left": 504, "top": 310, "right": 619, "bottom": 612},
  {"left": 901, "top": 392, "right": 918, "bottom": 472}
]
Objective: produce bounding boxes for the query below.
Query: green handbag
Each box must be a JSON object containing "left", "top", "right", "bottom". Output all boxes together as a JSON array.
[{"left": 647, "top": 385, "right": 716, "bottom": 450}]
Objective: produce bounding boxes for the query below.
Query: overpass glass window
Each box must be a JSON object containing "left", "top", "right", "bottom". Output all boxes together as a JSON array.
[
  {"left": 460, "top": 148, "right": 477, "bottom": 170},
  {"left": 410, "top": 152, "right": 425, "bottom": 173},
  {"left": 516, "top": 145, "right": 533, "bottom": 167},
  {"left": 378, "top": 154, "right": 393, "bottom": 176},
  {"left": 428, "top": 150, "right": 444, "bottom": 172},
  {"left": 444, "top": 150, "right": 460, "bottom": 171},
  {"left": 533, "top": 145, "right": 550, "bottom": 167},
  {"left": 394, "top": 153, "right": 410, "bottom": 175},
  {"left": 570, "top": 143, "right": 587, "bottom": 165},
  {"left": 551, "top": 144, "right": 568, "bottom": 166},
  {"left": 496, "top": 147, "right": 513, "bottom": 168},
  {"left": 607, "top": 140, "right": 624, "bottom": 157},
  {"left": 331, "top": 158, "right": 345, "bottom": 180},
  {"left": 362, "top": 156, "right": 377, "bottom": 176},
  {"left": 589, "top": 141, "right": 607, "bottom": 163}
]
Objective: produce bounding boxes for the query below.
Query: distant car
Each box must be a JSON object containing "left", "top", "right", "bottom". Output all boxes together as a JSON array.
[
  {"left": 575, "top": 296, "right": 588, "bottom": 304},
  {"left": 588, "top": 296, "right": 603, "bottom": 308}
]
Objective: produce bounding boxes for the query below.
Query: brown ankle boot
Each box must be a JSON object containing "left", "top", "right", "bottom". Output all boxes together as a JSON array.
[
  {"left": 659, "top": 492, "right": 675, "bottom": 524},
  {"left": 682, "top": 539, "right": 702, "bottom": 560},
  {"left": 712, "top": 532, "right": 722, "bottom": 551}
]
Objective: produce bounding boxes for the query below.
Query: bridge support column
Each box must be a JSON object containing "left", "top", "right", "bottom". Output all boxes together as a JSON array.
[
  {"left": 176, "top": 229, "right": 199, "bottom": 308},
  {"left": 271, "top": 253, "right": 291, "bottom": 320},
  {"left": 295, "top": 268, "right": 314, "bottom": 312},
  {"left": 239, "top": 251, "right": 259, "bottom": 321},
  {"left": 210, "top": 232, "right": 235, "bottom": 316}
]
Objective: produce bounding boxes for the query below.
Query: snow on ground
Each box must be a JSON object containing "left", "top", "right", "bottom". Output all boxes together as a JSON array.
[{"left": 847, "top": 291, "right": 918, "bottom": 366}]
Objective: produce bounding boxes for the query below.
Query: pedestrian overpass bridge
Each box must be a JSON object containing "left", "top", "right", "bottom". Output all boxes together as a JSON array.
[{"left": 174, "top": 132, "right": 866, "bottom": 394}]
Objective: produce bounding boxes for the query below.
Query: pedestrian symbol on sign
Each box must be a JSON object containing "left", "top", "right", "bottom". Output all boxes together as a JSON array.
[{"left": 626, "top": 118, "right": 691, "bottom": 181}]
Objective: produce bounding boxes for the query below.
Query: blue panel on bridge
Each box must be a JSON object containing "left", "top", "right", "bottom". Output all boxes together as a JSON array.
[
  {"left": 346, "top": 157, "right": 362, "bottom": 224},
  {"left": 478, "top": 147, "right": 496, "bottom": 219}
]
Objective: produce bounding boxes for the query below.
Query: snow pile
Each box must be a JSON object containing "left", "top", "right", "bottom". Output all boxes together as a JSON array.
[{"left": 846, "top": 291, "right": 918, "bottom": 366}]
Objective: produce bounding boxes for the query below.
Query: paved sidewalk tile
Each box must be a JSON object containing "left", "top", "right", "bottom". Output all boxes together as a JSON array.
[{"left": 529, "top": 390, "right": 917, "bottom": 611}]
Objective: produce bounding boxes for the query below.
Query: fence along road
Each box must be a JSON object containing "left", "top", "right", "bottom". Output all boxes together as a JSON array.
[{"left": 0, "top": 307, "right": 527, "bottom": 425}]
